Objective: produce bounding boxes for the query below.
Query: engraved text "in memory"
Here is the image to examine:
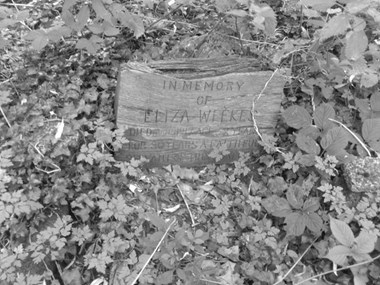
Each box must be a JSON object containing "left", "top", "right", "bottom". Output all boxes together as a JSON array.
[{"left": 162, "top": 80, "right": 245, "bottom": 92}]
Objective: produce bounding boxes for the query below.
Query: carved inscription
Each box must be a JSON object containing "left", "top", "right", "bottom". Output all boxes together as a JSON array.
[
  {"left": 162, "top": 79, "right": 245, "bottom": 92},
  {"left": 115, "top": 61, "right": 286, "bottom": 166},
  {"left": 144, "top": 108, "right": 253, "bottom": 123}
]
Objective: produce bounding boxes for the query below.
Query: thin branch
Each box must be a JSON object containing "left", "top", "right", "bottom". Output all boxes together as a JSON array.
[
  {"left": 328, "top": 118, "right": 372, "bottom": 157},
  {"left": 273, "top": 237, "right": 318, "bottom": 285},
  {"left": 0, "top": 105, "right": 11, "bottom": 128},
  {"left": 293, "top": 254, "right": 380, "bottom": 285},
  {"left": 129, "top": 218, "right": 176, "bottom": 285},
  {"left": 176, "top": 184, "right": 197, "bottom": 227},
  {"left": 251, "top": 69, "right": 285, "bottom": 154}
]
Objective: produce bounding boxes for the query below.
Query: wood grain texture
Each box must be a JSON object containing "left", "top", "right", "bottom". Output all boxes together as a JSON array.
[{"left": 115, "top": 58, "right": 287, "bottom": 167}]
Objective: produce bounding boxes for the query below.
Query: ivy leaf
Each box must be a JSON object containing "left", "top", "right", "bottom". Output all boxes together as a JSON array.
[
  {"left": 345, "top": 30, "right": 368, "bottom": 61},
  {"left": 282, "top": 106, "right": 312, "bottom": 129},
  {"left": 330, "top": 216, "right": 354, "bottom": 247},
  {"left": 314, "top": 103, "right": 335, "bottom": 131},
  {"left": 325, "top": 245, "right": 352, "bottom": 266},
  {"left": 320, "top": 14, "right": 350, "bottom": 41}
]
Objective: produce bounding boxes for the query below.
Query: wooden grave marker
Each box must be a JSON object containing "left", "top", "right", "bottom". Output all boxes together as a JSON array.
[{"left": 115, "top": 58, "right": 287, "bottom": 167}]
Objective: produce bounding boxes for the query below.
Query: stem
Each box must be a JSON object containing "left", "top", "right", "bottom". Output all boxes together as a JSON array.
[
  {"left": 273, "top": 237, "right": 318, "bottom": 285},
  {"left": 129, "top": 218, "right": 176, "bottom": 285},
  {"left": 293, "top": 254, "right": 380, "bottom": 285}
]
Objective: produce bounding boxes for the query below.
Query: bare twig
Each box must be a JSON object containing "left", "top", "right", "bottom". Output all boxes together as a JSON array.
[
  {"left": 129, "top": 218, "right": 176, "bottom": 285},
  {"left": 176, "top": 183, "right": 197, "bottom": 227},
  {"left": 251, "top": 69, "right": 285, "bottom": 154},
  {"left": 191, "top": 16, "right": 226, "bottom": 58},
  {"left": 293, "top": 254, "right": 380, "bottom": 285},
  {"left": 0, "top": 106, "right": 11, "bottom": 128},
  {"left": 328, "top": 118, "right": 372, "bottom": 157},
  {"left": 35, "top": 162, "right": 61, "bottom": 174},
  {"left": 273, "top": 237, "right": 318, "bottom": 285},
  {"left": 144, "top": 4, "right": 184, "bottom": 33}
]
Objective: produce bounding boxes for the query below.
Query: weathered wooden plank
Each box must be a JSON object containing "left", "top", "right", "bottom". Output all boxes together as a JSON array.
[{"left": 115, "top": 58, "right": 287, "bottom": 167}]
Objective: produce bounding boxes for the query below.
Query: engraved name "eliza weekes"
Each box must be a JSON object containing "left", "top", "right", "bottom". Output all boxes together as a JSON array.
[
  {"left": 144, "top": 109, "right": 253, "bottom": 123},
  {"left": 162, "top": 80, "right": 245, "bottom": 92}
]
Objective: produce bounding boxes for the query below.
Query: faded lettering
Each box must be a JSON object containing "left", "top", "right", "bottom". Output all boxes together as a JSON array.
[{"left": 162, "top": 80, "right": 245, "bottom": 92}]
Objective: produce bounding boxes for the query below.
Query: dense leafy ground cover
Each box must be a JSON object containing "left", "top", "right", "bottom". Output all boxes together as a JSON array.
[{"left": 1, "top": 0, "right": 380, "bottom": 284}]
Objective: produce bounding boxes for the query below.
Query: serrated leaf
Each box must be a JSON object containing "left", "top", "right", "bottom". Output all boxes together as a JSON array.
[
  {"left": 299, "top": 125, "right": 321, "bottom": 140},
  {"left": 304, "top": 212, "right": 323, "bottom": 233},
  {"left": 286, "top": 185, "right": 304, "bottom": 210},
  {"left": 325, "top": 245, "right": 352, "bottom": 265},
  {"left": 330, "top": 216, "right": 354, "bottom": 247},
  {"left": 320, "top": 14, "right": 350, "bottom": 41},
  {"left": 296, "top": 133, "right": 320, "bottom": 155},
  {"left": 314, "top": 103, "right": 335, "bottom": 131},
  {"left": 262, "top": 196, "right": 292, "bottom": 217},
  {"left": 345, "top": 30, "right": 368, "bottom": 60},
  {"left": 299, "top": 0, "right": 336, "bottom": 12},
  {"left": 354, "top": 231, "right": 377, "bottom": 254},
  {"left": 320, "top": 127, "right": 349, "bottom": 158},
  {"left": 362, "top": 118, "right": 380, "bottom": 152},
  {"left": 303, "top": 197, "right": 320, "bottom": 212},
  {"left": 285, "top": 212, "right": 306, "bottom": 236},
  {"left": 282, "top": 106, "right": 312, "bottom": 129},
  {"left": 361, "top": 71, "right": 378, "bottom": 88},
  {"left": 370, "top": 92, "right": 380, "bottom": 111}
]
